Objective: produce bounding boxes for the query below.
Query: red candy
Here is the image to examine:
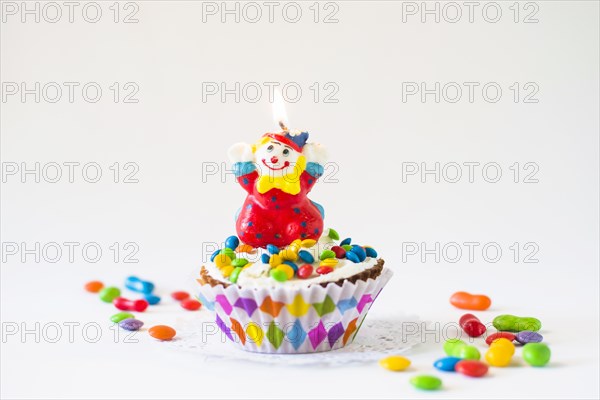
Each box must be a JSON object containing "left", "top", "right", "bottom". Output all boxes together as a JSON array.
[
  {"left": 113, "top": 297, "right": 148, "bottom": 312},
  {"left": 171, "top": 291, "right": 190, "bottom": 301},
  {"left": 181, "top": 299, "right": 201, "bottom": 311},
  {"left": 331, "top": 246, "right": 346, "bottom": 259},
  {"left": 455, "top": 360, "right": 489, "bottom": 377},
  {"left": 297, "top": 264, "right": 314, "bottom": 279},
  {"left": 486, "top": 331, "right": 516, "bottom": 346},
  {"left": 459, "top": 313, "right": 487, "bottom": 337},
  {"left": 316, "top": 266, "right": 333, "bottom": 275}
]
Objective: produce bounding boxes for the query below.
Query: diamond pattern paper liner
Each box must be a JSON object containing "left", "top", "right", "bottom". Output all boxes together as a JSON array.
[{"left": 195, "top": 268, "right": 393, "bottom": 353}]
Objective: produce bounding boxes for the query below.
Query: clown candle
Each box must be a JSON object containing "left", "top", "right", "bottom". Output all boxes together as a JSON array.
[{"left": 228, "top": 98, "right": 327, "bottom": 248}]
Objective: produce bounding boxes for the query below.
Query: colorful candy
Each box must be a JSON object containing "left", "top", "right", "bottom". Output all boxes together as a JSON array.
[
  {"left": 345, "top": 251, "right": 360, "bottom": 263},
  {"left": 459, "top": 313, "right": 487, "bottom": 337},
  {"left": 210, "top": 249, "right": 220, "bottom": 262},
  {"left": 316, "top": 266, "right": 333, "bottom": 275},
  {"left": 277, "top": 264, "right": 295, "bottom": 280},
  {"left": 270, "top": 268, "right": 287, "bottom": 282},
  {"left": 261, "top": 253, "right": 270, "bottom": 263},
  {"left": 341, "top": 244, "right": 353, "bottom": 251},
  {"left": 84, "top": 281, "right": 104, "bottom": 293},
  {"left": 181, "top": 299, "right": 202, "bottom": 311},
  {"left": 485, "top": 338, "right": 515, "bottom": 367},
  {"left": 110, "top": 312, "right": 134, "bottom": 323},
  {"left": 379, "top": 355, "right": 411, "bottom": 371},
  {"left": 320, "top": 250, "right": 336, "bottom": 260},
  {"left": 434, "top": 357, "right": 461, "bottom": 371},
  {"left": 221, "top": 265, "right": 234, "bottom": 277},
  {"left": 214, "top": 254, "right": 232, "bottom": 268},
  {"left": 114, "top": 297, "right": 149, "bottom": 312},
  {"left": 230, "top": 267, "right": 243, "bottom": 284},
  {"left": 522, "top": 343, "right": 551, "bottom": 367},
  {"left": 364, "top": 246, "right": 378, "bottom": 257},
  {"left": 148, "top": 325, "right": 176, "bottom": 341},
  {"left": 515, "top": 331, "right": 543, "bottom": 344},
  {"left": 236, "top": 244, "right": 254, "bottom": 253},
  {"left": 124, "top": 276, "right": 154, "bottom": 294},
  {"left": 269, "top": 254, "right": 283, "bottom": 268},
  {"left": 455, "top": 360, "right": 488, "bottom": 377},
  {"left": 340, "top": 238, "right": 351, "bottom": 246},
  {"left": 220, "top": 248, "right": 236, "bottom": 260},
  {"left": 300, "top": 239, "right": 316, "bottom": 248},
  {"left": 297, "top": 264, "right": 313, "bottom": 279},
  {"left": 267, "top": 244, "right": 279, "bottom": 254},
  {"left": 144, "top": 294, "right": 161, "bottom": 305},
  {"left": 443, "top": 339, "right": 480, "bottom": 360},
  {"left": 279, "top": 248, "right": 298, "bottom": 261},
  {"left": 298, "top": 250, "right": 314, "bottom": 263},
  {"left": 99, "top": 287, "right": 121, "bottom": 303},
  {"left": 493, "top": 314, "right": 541, "bottom": 332},
  {"left": 171, "top": 291, "right": 190, "bottom": 301},
  {"left": 119, "top": 318, "right": 144, "bottom": 331},
  {"left": 485, "top": 332, "right": 516, "bottom": 346},
  {"left": 331, "top": 246, "right": 346, "bottom": 259},
  {"left": 450, "top": 291, "right": 491, "bottom": 311},
  {"left": 319, "top": 258, "right": 338, "bottom": 267},
  {"left": 410, "top": 375, "right": 442, "bottom": 391},
  {"left": 225, "top": 235, "right": 240, "bottom": 250},
  {"left": 350, "top": 245, "right": 366, "bottom": 261},
  {"left": 328, "top": 228, "right": 340, "bottom": 240},
  {"left": 231, "top": 258, "right": 248, "bottom": 268}
]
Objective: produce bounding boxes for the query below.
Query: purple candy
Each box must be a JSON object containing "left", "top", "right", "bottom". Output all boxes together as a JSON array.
[
  {"left": 119, "top": 318, "right": 144, "bottom": 331},
  {"left": 516, "top": 330, "right": 543, "bottom": 344}
]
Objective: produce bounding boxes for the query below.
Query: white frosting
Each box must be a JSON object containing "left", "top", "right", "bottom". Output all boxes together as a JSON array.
[{"left": 203, "top": 256, "right": 379, "bottom": 289}]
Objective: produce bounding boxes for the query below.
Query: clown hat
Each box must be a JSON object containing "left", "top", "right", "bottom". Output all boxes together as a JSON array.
[{"left": 263, "top": 131, "right": 309, "bottom": 153}]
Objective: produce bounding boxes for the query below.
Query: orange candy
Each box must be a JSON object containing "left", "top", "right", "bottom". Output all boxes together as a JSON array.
[
  {"left": 236, "top": 244, "right": 255, "bottom": 253},
  {"left": 450, "top": 291, "right": 491, "bottom": 311},
  {"left": 148, "top": 325, "right": 176, "bottom": 341},
  {"left": 84, "top": 281, "right": 104, "bottom": 293}
]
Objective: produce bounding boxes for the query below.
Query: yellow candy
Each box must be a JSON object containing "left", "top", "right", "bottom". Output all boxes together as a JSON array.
[
  {"left": 320, "top": 258, "right": 338, "bottom": 267},
  {"left": 276, "top": 264, "right": 295, "bottom": 280},
  {"left": 300, "top": 239, "right": 317, "bottom": 248},
  {"left": 379, "top": 356, "right": 411, "bottom": 371},
  {"left": 269, "top": 254, "right": 282, "bottom": 268},
  {"left": 214, "top": 254, "right": 232, "bottom": 268},
  {"left": 243, "top": 262, "right": 253, "bottom": 270},
  {"left": 290, "top": 239, "right": 302, "bottom": 248},
  {"left": 221, "top": 265, "right": 234, "bottom": 278},
  {"left": 490, "top": 338, "right": 515, "bottom": 356},
  {"left": 280, "top": 249, "right": 298, "bottom": 261}
]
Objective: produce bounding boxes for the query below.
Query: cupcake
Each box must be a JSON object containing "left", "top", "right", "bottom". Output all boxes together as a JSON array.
[{"left": 195, "top": 129, "right": 392, "bottom": 353}]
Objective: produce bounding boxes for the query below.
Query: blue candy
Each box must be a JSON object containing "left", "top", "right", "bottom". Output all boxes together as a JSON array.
[
  {"left": 346, "top": 251, "right": 360, "bottom": 263},
  {"left": 340, "top": 238, "right": 352, "bottom": 246},
  {"left": 267, "top": 244, "right": 279, "bottom": 255},
  {"left": 282, "top": 261, "right": 298, "bottom": 272},
  {"left": 298, "top": 250, "right": 315, "bottom": 264},
  {"left": 434, "top": 357, "right": 462, "bottom": 372},
  {"left": 144, "top": 294, "right": 161, "bottom": 305},
  {"left": 365, "top": 247, "right": 378, "bottom": 258},
  {"left": 210, "top": 249, "right": 220, "bottom": 262},
  {"left": 125, "top": 276, "right": 154, "bottom": 294},
  {"left": 261, "top": 253, "right": 270, "bottom": 264},
  {"left": 350, "top": 245, "right": 367, "bottom": 262},
  {"left": 225, "top": 236, "right": 240, "bottom": 250}
]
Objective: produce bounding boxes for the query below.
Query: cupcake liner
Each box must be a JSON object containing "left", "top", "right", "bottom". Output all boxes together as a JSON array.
[{"left": 194, "top": 266, "right": 393, "bottom": 354}]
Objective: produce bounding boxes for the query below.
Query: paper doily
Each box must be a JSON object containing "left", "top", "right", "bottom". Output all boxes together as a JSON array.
[{"left": 166, "top": 313, "right": 425, "bottom": 367}]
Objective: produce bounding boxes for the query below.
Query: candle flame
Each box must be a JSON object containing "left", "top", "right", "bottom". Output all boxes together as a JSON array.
[{"left": 272, "top": 90, "right": 288, "bottom": 131}]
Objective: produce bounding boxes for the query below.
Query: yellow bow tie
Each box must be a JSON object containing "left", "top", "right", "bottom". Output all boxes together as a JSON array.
[{"left": 256, "top": 174, "right": 301, "bottom": 195}]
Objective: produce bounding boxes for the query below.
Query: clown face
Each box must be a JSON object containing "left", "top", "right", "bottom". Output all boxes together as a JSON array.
[{"left": 255, "top": 138, "right": 304, "bottom": 178}]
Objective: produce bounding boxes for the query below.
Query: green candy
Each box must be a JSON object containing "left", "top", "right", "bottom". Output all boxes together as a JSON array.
[
  {"left": 231, "top": 258, "right": 248, "bottom": 268},
  {"left": 493, "top": 314, "right": 542, "bottom": 332},
  {"left": 270, "top": 268, "right": 287, "bottom": 282},
  {"left": 229, "top": 267, "right": 243, "bottom": 284},
  {"left": 328, "top": 228, "right": 340, "bottom": 240},
  {"left": 443, "top": 338, "right": 480, "bottom": 360},
  {"left": 220, "top": 248, "right": 236, "bottom": 260},
  {"left": 523, "top": 343, "right": 551, "bottom": 367},
  {"left": 110, "top": 312, "right": 134, "bottom": 323},
  {"left": 320, "top": 250, "right": 336, "bottom": 260},
  {"left": 410, "top": 375, "right": 442, "bottom": 391},
  {"left": 99, "top": 287, "right": 120, "bottom": 303},
  {"left": 341, "top": 244, "right": 353, "bottom": 251}
]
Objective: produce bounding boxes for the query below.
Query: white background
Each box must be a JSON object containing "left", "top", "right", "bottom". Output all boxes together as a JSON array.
[{"left": 1, "top": 1, "right": 599, "bottom": 398}]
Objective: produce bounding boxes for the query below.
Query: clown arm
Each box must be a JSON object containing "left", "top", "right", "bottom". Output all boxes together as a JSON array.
[
  {"left": 302, "top": 143, "right": 327, "bottom": 179},
  {"left": 228, "top": 142, "right": 258, "bottom": 194}
]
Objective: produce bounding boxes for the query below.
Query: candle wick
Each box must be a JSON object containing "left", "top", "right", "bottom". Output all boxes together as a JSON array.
[{"left": 279, "top": 120, "right": 288, "bottom": 132}]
